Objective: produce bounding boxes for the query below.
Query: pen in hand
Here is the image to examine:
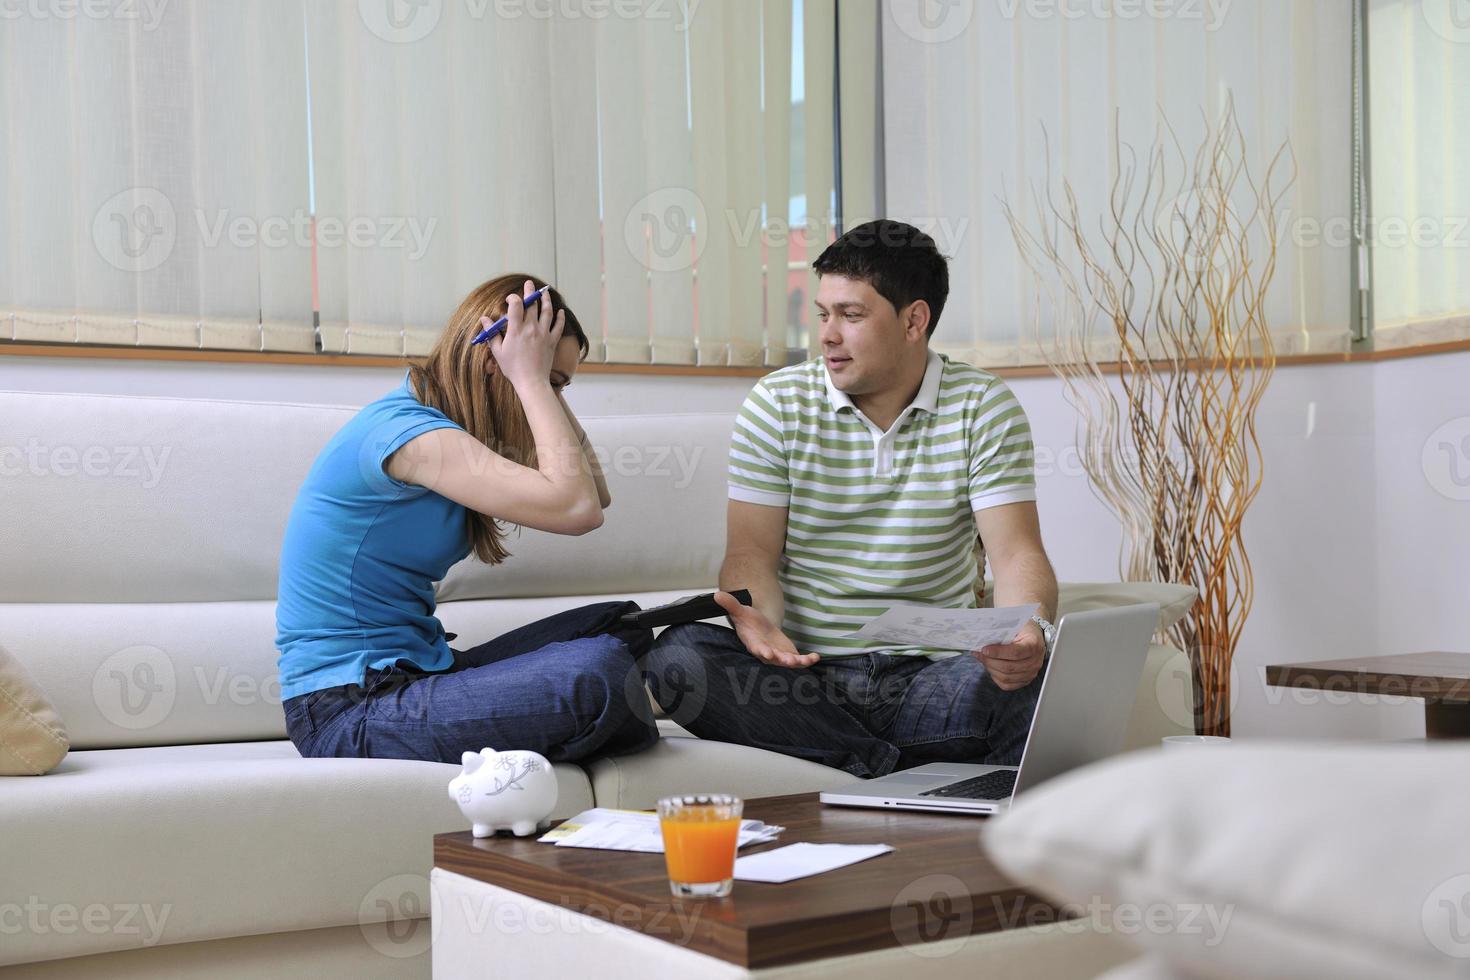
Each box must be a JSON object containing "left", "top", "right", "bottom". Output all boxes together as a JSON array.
[{"left": 470, "top": 287, "right": 548, "bottom": 345}]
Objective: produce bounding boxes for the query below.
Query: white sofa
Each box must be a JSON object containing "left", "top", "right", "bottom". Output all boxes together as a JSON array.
[{"left": 0, "top": 387, "right": 1193, "bottom": 978}]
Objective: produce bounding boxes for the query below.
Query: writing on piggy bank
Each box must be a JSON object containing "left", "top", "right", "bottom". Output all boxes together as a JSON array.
[{"left": 447, "top": 748, "right": 559, "bottom": 838}]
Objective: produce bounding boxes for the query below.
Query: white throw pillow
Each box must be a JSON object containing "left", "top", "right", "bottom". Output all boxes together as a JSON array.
[
  {"left": 984, "top": 743, "right": 1470, "bottom": 980},
  {"left": 1096, "top": 956, "right": 1199, "bottom": 980}
]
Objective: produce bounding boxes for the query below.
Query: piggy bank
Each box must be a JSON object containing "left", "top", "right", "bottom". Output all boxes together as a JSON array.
[{"left": 448, "top": 748, "right": 558, "bottom": 838}]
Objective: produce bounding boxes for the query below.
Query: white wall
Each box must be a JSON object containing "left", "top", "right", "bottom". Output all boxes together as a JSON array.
[
  {"left": 1371, "top": 352, "right": 1470, "bottom": 725},
  {"left": 0, "top": 355, "right": 757, "bottom": 417},
  {"left": 6, "top": 349, "right": 1464, "bottom": 741}
]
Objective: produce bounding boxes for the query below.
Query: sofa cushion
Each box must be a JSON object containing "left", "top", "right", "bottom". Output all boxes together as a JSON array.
[
  {"left": 0, "top": 390, "right": 732, "bottom": 606},
  {"left": 0, "top": 740, "right": 593, "bottom": 967},
  {"left": 585, "top": 734, "right": 856, "bottom": 809},
  {"left": 983, "top": 743, "right": 1470, "bottom": 980},
  {"left": 1055, "top": 582, "right": 1196, "bottom": 632},
  {"left": 3, "top": 592, "right": 693, "bottom": 751},
  {"left": 1122, "top": 644, "right": 1195, "bottom": 749},
  {"left": 981, "top": 579, "right": 1196, "bottom": 632},
  {"left": 0, "top": 641, "right": 68, "bottom": 774}
]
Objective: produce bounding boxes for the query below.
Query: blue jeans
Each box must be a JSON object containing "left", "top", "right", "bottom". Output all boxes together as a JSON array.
[
  {"left": 283, "top": 601, "right": 659, "bottom": 765},
  {"left": 643, "top": 623, "right": 1044, "bottom": 778}
]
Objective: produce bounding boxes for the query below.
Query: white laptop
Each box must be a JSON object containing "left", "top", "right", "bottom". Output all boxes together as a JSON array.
[{"left": 819, "top": 603, "right": 1159, "bottom": 815}]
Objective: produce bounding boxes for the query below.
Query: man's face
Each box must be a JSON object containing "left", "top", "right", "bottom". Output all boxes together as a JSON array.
[{"left": 814, "top": 274, "right": 920, "bottom": 395}]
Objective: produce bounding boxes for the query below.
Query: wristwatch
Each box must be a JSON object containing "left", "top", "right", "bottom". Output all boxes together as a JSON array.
[{"left": 1030, "top": 615, "right": 1057, "bottom": 654}]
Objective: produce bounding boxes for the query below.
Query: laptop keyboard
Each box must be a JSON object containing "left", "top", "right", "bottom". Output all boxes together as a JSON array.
[{"left": 917, "top": 769, "right": 1018, "bottom": 800}]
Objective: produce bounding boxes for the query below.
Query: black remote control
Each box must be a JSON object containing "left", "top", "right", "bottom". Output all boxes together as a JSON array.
[{"left": 618, "top": 590, "right": 752, "bottom": 630}]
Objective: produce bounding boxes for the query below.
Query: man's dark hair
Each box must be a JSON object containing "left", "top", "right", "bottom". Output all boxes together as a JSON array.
[{"left": 812, "top": 219, "right": 949, "bottom": 337}]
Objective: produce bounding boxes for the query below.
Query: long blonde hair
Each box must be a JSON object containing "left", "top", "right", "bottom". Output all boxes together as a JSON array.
[{"left": 407, "top": 274, "right": 590, "bottom": 564}]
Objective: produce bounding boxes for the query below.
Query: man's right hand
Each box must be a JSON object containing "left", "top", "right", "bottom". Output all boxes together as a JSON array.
[{"left": 714, "top": 591, "right": 819, "bottom": 669}]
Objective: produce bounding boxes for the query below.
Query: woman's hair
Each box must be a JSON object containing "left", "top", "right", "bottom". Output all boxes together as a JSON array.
[{"left": 407, "top": 273, "right": 590, "bottom": 565}]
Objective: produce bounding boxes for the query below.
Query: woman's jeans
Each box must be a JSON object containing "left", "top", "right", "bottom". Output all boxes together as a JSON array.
[{"left": 282, "top": 601, "right": 659, "bottom": 765}]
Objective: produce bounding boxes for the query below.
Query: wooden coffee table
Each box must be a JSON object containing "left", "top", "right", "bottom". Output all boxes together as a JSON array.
[
  {"left": 1265, "top": 652, "right": 1470, "bottom": 739},
  {"left": 431, "top": 792, "right": 1105, "bottom": 976}
]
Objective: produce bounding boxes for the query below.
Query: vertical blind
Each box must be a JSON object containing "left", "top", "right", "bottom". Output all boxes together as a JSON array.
[
  {"left": 0, "top": 0, "right": 834, "bottom": 364},
  {"left": 881, "top": 0, "right": 1355, "bottom": 367},
  {"left": 0, "top": 0, "right": 313, "bottom": 351},
  {"left": 1367, "top": 0, "right": 1470, "bottom": 350}
]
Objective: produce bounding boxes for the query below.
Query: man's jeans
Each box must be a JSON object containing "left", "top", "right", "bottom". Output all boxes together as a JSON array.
[
  {"left": 283, "top": 601, "right": 659, "bottom": 765},
  {"left": 643, "top": 622, "right": 1044, "bottom": 778}
]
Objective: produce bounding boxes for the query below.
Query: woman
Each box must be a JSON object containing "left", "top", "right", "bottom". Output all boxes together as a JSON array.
[{"left": 275, "top": 274, "right": 658, "bottom": 764}]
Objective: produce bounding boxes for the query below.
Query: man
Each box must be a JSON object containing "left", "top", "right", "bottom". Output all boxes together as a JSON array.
[{"left": 643, "top": 219, "right": 1059, "bottom": 778}]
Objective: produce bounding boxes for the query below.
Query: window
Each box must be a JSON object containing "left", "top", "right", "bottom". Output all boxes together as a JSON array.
[
  {"left": 880, "top": 0, "right": 1354, "bottom": 366},
  {"left": 0, "top": 0, "right": 839, "bottom": 365},
  {"left": 1362, "top": 0, "right": 1470, "bottom": 351}
]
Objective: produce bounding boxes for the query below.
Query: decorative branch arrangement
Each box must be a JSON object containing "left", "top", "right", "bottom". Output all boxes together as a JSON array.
[{"left": 1005, "top": 100, "right": 1295, "bottom": 735}]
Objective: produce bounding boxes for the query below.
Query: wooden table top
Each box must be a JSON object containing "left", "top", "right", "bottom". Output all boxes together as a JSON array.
[
  {"left": 433, "top": 792, "right": 1062, "bottom": 969},
  {"left": 1265, "top": 652, "right": 1470, "bottom": 701}
]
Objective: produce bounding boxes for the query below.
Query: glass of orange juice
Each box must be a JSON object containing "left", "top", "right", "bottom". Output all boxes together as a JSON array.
[{"left": 656, "top": 794, "right": 743, "bottom": 898}]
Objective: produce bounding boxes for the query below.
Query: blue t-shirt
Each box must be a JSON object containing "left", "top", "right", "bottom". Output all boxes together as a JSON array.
[{"left": 275, "top": 373, "right": 470, "bottom": 700}]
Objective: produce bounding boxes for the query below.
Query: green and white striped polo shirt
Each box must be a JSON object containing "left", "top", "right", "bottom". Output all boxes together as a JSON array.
[{"left": 728, "top": 349, "right": 1037, "bottom": 658}]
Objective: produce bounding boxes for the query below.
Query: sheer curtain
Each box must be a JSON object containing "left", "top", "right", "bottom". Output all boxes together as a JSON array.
[
  {"left": 881, "top": 0, "right": 1354, "bottom": 367},
  {"left": 307, "top": 0, "right": 838, "bottom": 364},
  {"left": 309, "top": 0, "right": 836, "bottom": 364},
  {"left": 0, "top": 0, "right": 313, "bottom": 352},
  {"left": 304, "top": 2, "right": 558, "bottom": 357},
  {"left": 2, "top": 0, "right": 831, "bottom": 365},
  {"left": 1367, "top": 0, "right": 1470, "bottom": 350}
]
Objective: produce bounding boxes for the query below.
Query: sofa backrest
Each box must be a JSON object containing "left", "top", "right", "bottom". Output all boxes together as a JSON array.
[{"left": 1, "top": 389, "right": 734, "bottom": 748}]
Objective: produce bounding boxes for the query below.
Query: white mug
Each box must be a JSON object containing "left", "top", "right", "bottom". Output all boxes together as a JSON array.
[{"left": 1161, "top": 735, "right": 1232, "bottom": 751}]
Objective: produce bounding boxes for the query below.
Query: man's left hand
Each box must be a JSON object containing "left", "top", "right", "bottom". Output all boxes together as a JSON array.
[{"left": 972, "top": 621, "right": 1046, "bottom": 691}]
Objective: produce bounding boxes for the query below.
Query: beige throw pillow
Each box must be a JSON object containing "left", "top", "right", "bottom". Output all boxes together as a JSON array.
[{"left": 0, "top": 643, "right": 69, "bottom": 775}]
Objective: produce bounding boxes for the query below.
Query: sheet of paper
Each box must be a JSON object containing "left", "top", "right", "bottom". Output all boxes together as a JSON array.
[
  {"left": 733, "top": 843, "right": 894, "bottom": 883},
  {"left": 852, "top": 603, "right": 1039, "bottom": 652},
  {"left": 537, "top": 808, "right": 656, "bottom": 844},
  {"left": 539, "top": 808, "right": 783, "bottom": 853}
]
